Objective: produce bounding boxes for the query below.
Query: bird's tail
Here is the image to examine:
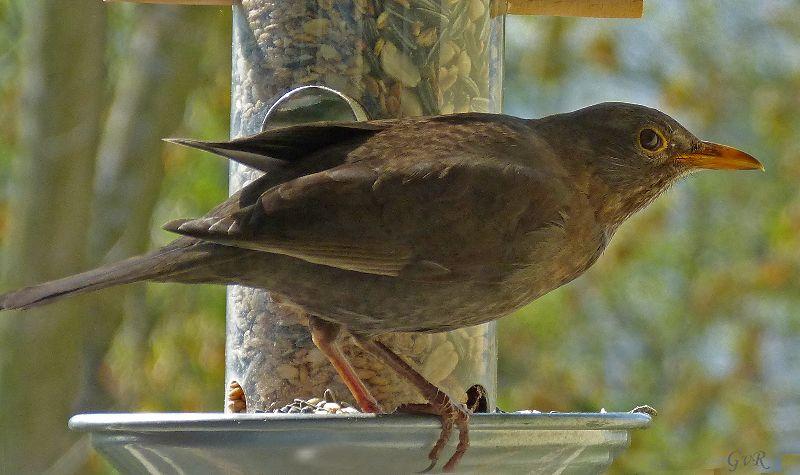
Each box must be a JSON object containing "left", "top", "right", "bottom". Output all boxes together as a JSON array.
[{"left": 0, "top": 244, "right": 194, "bottom": 311}]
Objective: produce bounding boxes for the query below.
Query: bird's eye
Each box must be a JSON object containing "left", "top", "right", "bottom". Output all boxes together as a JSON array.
[{"left": 639, "top": 128, "right": 664, "bottom": 152}]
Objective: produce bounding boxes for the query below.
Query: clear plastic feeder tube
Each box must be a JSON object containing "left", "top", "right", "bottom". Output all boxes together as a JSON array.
[{"left": 227, "top": 0, "right": 505, "bottom": 412}]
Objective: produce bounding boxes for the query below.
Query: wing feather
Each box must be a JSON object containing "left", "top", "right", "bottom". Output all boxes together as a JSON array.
[
  {"left": 165, "top": 121, "right": 390, "bottom": 172},
  {"left": 164, "top": 113, "right": 572, "bottom": 281}
]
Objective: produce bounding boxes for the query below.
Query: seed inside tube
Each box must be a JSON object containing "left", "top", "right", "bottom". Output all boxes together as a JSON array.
[{"left": 229, "top": 0, "right": 500, "bottom": 412}]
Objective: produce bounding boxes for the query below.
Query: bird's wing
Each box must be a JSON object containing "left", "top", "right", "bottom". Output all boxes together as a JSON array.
[
  {"left": 169, "top": 113, "right": 553, "bottom": 217},
  {"left": 166, "top": 120, "right": 392, "bottom": 172},
  {"left": 164, "top": 113, "right": 572, "bottom": 282},
  {"left": 165, "top": 160, "right": 571, "bottom": 282},
  {"left": 167, "top": 120, "right": 401, "bottom": 220}
]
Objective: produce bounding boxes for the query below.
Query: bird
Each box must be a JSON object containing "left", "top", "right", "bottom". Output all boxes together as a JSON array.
[{"left": 0, "top": 102, "right": 762, "bottom": 472}]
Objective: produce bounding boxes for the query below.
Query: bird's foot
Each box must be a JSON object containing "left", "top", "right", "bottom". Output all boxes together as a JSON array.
[{"left": 397, "top": 393, "right": 471, "bottom": 473}]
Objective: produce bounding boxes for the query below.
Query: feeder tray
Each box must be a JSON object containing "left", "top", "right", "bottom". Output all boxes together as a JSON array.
[{"left": 70, "top": 411, "right": 651, "bottom": 474}]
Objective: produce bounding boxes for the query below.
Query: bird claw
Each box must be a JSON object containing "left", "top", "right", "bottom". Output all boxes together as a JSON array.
[{"left": 397, "top": 396, "right": 471, "bottom": 473}]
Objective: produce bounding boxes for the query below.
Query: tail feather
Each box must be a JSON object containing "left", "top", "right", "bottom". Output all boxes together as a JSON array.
[{"left": 0, "top": 246, "right": 190, "bottom": 311}]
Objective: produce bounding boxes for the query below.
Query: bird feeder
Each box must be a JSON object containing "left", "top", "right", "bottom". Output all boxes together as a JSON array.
[
  {"left": 225, "top": 0, "right": 509, "bottom": 415},
  {"left": 74, "top": 0, "right": 651, "bottom": 473},
  {"left": 224, "top": 0, "right": 642, "bottom": 415}
]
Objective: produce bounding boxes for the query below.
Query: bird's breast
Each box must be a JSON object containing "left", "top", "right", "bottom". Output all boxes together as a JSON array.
[{"left": 504, "top": 201, "right": 609, "bottom": 307}]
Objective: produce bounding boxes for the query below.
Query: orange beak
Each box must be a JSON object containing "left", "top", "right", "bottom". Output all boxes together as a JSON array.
[{"left": 676, "top": 141, "right": 764, "bottom": 171}]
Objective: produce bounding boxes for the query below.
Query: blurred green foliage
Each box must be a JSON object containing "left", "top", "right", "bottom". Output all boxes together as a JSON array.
[
  {"left": 99, "top": 4, "right": 233, "bottom": 415},
  {"left": 0, "top": 1, "right": 20, "bottom": 241},
  {"left": 501, "top": 2, "right": 800, "bottom": 472},
  {"left": 0, "top": 1, "right": 797, "bottom": 473}
]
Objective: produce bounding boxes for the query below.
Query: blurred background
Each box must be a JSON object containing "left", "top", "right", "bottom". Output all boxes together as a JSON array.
[{"left": 0, "top": 0, "right": 797, "bottom": 473}]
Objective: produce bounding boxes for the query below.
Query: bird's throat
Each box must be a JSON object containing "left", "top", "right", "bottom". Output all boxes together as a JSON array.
[{"left": 593, "top": 171, "right": 680, "bottom": 231}]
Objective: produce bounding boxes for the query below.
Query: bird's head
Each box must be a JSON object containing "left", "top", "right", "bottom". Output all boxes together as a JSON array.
[{"left": 539, "top": 102, "right": 763, "bottom": 227}]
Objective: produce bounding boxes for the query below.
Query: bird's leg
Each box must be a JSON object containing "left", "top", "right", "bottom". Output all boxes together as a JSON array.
[
  {"left": 307, "top": 316, "right": 383, "bottom": 413},
  {"left": 352, "top": 334, "right": 470, "bottom": 473}
]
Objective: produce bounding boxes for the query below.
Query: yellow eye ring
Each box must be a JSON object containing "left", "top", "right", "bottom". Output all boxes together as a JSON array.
[{"left": 639, "top": 128, "right": 667, "bottom": 152}]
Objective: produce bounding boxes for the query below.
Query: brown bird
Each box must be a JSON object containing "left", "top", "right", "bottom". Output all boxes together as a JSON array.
[{"left": 0, "top": 102, "right": 762, "bottom": 471}]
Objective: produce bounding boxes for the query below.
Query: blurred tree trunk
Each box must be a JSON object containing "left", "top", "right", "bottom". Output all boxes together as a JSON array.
[
  {"left": 0, "top": 1, "right": 106, "bottom": 473},
  {"left": 77, "top": 5, "right": 210, "bottom": 414}
]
